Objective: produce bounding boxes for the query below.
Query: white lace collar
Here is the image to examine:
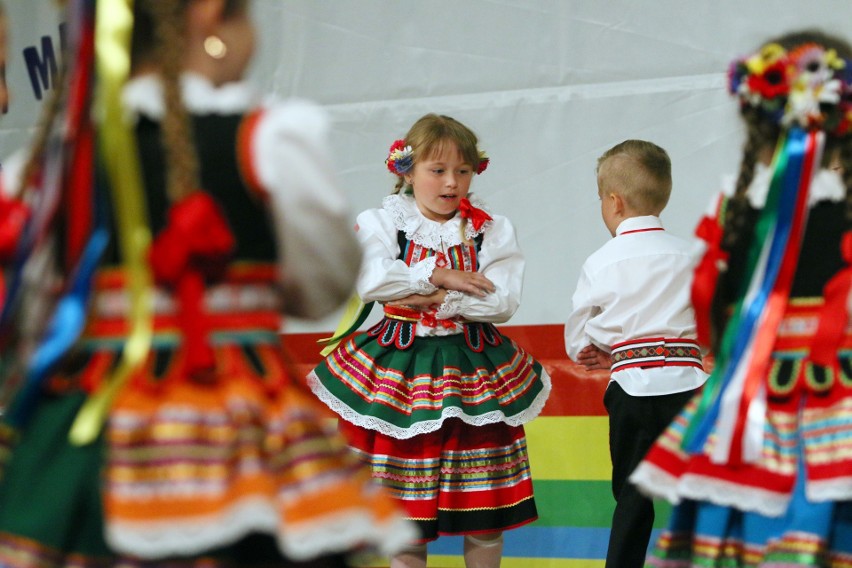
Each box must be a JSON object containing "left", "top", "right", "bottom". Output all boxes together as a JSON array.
[
  {"left": 721, "top": 162, "right": 845, "bottom": 207},
  {"left": 382, "top": 193, "right": 491, "bottom": 250},
  {"left": 122, "top": 72, "right": 258, "bottom": 119}
]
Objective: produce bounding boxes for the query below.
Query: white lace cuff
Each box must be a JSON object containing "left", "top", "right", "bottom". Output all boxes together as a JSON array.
[
  {"left": 436, "top": 290, "right": 465, "bottom": 319},
  {"left": 410, "top": 257, "right": 439, "bottom": 294}
]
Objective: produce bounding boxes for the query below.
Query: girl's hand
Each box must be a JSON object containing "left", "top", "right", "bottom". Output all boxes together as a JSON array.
[
  {"left": 577, "top": 344, "right": 611, "bottom": 371},
  {"left": 431, "top": 267, "right": 495, "bottom": 297},
  {"left": 387, "top": 289, "right": 447, "bottom": 310}
]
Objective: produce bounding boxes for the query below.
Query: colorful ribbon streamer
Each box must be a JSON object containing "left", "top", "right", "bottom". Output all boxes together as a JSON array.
[
  {"left": 68, "top": 0, "right": 153, "bottom": 446},
  {"left": 684, "top": 128, "right": 822, "bottom": 466},
  {"left": 3, "top": 0, "right": 102, "bottom": 426}
]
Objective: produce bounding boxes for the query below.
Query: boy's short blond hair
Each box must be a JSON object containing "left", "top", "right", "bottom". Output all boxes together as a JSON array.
[{"left": 596, "top": 140, "right": 672, "bottom": 215}]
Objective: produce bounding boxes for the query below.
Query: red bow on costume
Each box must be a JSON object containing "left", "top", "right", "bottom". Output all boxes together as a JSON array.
[
  {"left": 149, "top": 192, "right": 235, "bottom": 381},
  {"left": 420, "top": 311, "right": 456, "bottom": 329},
  {"left": 691, "top": 214, "right": 729, "bottom": 348},
  {"left": 809, "top": 230, "right": 852, "bottom": 369},
  {"left": 459, "top": 198, "right": 492, "bottom": 232}
]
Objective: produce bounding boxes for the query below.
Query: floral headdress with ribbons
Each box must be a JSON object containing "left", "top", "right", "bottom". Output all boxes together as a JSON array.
[
  {"left": 385, "top": 139, "right": 490, "bottom": 175},
  {"left": 728, "top": 42, "right": 852, "bottom": 134}
]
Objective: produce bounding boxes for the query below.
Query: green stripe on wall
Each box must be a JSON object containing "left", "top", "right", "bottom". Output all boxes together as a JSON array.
[{"left": 533, "top": 479, "right": 672, "bottom": 529}]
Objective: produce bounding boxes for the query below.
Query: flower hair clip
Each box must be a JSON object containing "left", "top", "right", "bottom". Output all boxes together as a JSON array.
[
  {"left": 385, "top": 139, "right": 492, "bottom": 175},
  {"left": 728, "top": 42, "right": 852, "bottom": 134},
  {"left": 476, "top": 150, "right": 490, "bottom": 174},
  {"left": 386, "top": 140, "right": 414, "bottom": 175}
]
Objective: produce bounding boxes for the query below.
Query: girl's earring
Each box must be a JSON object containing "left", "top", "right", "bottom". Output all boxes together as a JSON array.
[{"left": 204, "top": 35, "right": 228, "bottom": 59}]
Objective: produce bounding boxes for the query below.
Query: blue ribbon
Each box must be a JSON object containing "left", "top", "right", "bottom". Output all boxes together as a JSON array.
[
  {"left": 685, "top": 128, "right": 809, "bottom": 453},
  {"left": 5, "top": 223, "right": 108, "bottom": 428}
]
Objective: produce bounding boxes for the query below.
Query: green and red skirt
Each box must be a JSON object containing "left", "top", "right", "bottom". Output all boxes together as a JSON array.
[{"left": 308, "top": 320, "right": 551, "bottom": 540}]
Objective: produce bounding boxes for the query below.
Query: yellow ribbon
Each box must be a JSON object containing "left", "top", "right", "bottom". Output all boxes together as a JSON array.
[
  {"left": 69, "top": 0, "right": 153, "bottom": 446},
  {"left": 318, "top": 294, "right": 368, "bottom": 357}
]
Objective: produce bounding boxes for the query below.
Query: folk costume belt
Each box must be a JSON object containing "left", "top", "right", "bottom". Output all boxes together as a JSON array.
[
  {"left": 610, "top": 337, "right": 703, "bottom": 373},
  {"left": 375, "top": 304, "right": 501, "bottom": 353}
]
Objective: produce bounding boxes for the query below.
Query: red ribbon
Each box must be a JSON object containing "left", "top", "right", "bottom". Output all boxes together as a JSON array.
[
  {"left": 0, "top": 194, "right": 31, "bottom": 263},
  {"left": 459, "top": 198, "right": 492, "bottom": 231},
  {"left": 149, "top": 192, "right": 235, "bottom": 381},
  {"left": 691, "top": 214, "right": 729, "bottom": 348},
  {"left": 420, "top": 311, "right": 456, "bottom": 329},
  {"left": 809, "top": 230, "right": 852, "bottom": 368}
]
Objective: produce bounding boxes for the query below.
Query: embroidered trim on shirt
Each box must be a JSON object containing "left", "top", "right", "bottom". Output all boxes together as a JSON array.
[{"left": 610, "top": 337, "right": 703, "bottom": 372}]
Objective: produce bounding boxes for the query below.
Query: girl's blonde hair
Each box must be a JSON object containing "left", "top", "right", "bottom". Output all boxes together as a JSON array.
[
  {"left": 596, "top": 139, "right": 672, "bottom": 214},
  {"left": 393, "top": 114, "right": 483, "bottom": 194}
]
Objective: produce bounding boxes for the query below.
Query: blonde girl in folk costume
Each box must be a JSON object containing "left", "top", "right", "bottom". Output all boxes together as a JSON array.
[
  {"left": 309, "top": 114, "right": 552, "bottom": 568},
  {"left": 630, "top": 30, "right": 852, "bottom": 565},
  {"left": 0, "top": 0, "right": 415, "bottom": 566}
]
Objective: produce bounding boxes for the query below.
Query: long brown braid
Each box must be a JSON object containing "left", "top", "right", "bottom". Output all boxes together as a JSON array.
[
  {"left": 16, "top": 58, "right": 67, "bottom": 198},
  {"left": 722, "top": 108, "right": 780, "bottom": 249},
  {"left": 139, "top": 0, "right": 200, "bottom": 203}
]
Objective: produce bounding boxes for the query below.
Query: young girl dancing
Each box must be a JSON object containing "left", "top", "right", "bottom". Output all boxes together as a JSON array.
[
  {"left": 309, "top": 113, "right": 551, "bottom": 568},
  {"left": 630, "top": 29, "right": 852, "bottom": 566}
]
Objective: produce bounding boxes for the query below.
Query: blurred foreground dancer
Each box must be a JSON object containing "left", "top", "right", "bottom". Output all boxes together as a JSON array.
[{"left": 0, "top": 0, "right": 415, "bottom": 566}]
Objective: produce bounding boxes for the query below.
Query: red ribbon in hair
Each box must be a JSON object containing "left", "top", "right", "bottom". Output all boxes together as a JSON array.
[
  {"left": 149, "top": 192, "right": 235, "bottom": 381},
  {"left": 459, "top": 197, "right": 492, "bottom": 231},
  {"left": 691, "top": 214, "right": 729, "bottom": 348},
  {"left": 809, "top": 230, "right": 852, "bottom": 368}
]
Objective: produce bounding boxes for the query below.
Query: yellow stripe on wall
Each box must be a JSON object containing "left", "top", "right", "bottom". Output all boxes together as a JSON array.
[
  {"left": 524, "top": 416, "right": 611, "bottom": 481},
  {"left": 324, "top": 416, "right": 611, "bottom": 481}
]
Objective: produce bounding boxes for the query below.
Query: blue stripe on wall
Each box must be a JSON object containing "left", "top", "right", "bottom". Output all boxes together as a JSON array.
[{"left": 428, "top": 526, "right": 664, "bottom": 559}]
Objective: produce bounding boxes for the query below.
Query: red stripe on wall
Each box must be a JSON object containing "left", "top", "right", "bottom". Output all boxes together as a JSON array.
[{"left": 282, "top": 323, "right": 611, "bottom": 417}]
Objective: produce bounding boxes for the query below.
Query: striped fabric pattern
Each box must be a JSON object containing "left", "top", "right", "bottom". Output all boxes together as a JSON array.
[
  {"left": 312, "top": 331, "right": 548, "bottom": 437},
  {"left": 289, "top": 324, "right": 669, "bottom": 567},
  {"left": 401, "top": 240, "right": 479, "bottom": 272}
]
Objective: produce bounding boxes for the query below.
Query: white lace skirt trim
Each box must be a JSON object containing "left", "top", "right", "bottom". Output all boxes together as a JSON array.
[
  {"left": 307, "top": 368, "right": 552, "bottom": 440},
  {"left": 676, "top": 472, "right": 790, "bottom": 517},
  {"left": 107, "top": 495, "right": 418, "bottom": 560}
]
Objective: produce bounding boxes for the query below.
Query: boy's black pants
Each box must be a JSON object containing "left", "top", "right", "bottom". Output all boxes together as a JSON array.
[{"left": 603, "top": 381, "right": 695, "bottom": 568}]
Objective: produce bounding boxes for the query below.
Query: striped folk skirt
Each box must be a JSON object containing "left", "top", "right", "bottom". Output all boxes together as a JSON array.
[
  {"left": 0, "top": 266, "right": 415, "bottom": 566},
  {"left": 309, "top": 321, "right": 551, "bottom": 540}
]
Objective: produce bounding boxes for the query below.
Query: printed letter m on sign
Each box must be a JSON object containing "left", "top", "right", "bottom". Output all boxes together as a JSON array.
[{"left": 23, "top": 36, "right": 58, "bottom": 101}]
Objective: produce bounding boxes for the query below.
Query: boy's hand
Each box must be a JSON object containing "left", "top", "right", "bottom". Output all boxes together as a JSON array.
[
  {"left": 430, "top": 267, "right": 495, "bottom": 297},
  {"left": 577, "top": 344, "right": 611, "bottom": 371}
]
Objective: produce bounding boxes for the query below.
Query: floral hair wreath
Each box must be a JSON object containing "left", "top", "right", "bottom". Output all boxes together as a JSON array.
[
  {"left": 385, "top": 139, "right": 490, "bottom": 175},
  {"left": 728, "top": 42, "right": 852, "bottom": 135}
]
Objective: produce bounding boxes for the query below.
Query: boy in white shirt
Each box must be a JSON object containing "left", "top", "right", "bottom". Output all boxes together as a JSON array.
[{"left": 564, "top": 139, "right": 708, "bottom": 568}]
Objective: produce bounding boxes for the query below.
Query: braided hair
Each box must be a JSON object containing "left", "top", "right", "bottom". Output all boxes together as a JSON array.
[{"left": 131, "top": 0, "right": 247, "bottom": 203}]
